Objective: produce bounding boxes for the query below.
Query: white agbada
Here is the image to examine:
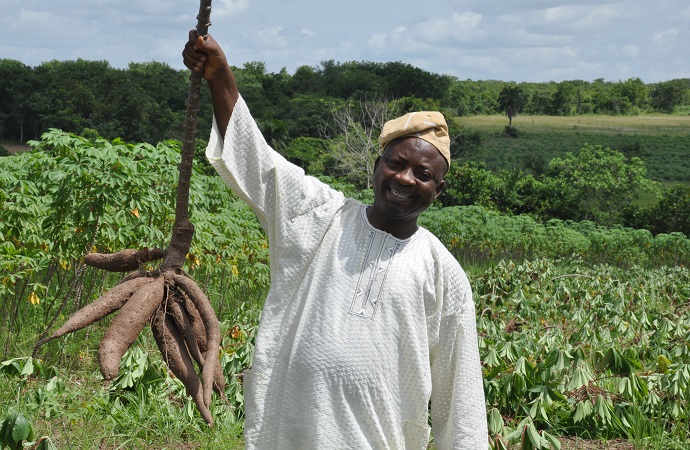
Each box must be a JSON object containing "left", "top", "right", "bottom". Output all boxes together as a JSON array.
[{"left": 206, "top": 96, "right": 488, "bottom": 449}]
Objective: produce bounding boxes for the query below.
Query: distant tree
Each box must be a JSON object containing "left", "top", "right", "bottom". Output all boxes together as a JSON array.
[
  {"left": 255, "top": 115, "right": 290, "bottom": 152},
  {"left": 283, "top": 136, "right": 329, "bottom": 172},
  {"left": 0, "top": 59, "right": 38, "bottom": 142},
  {"left": 289, "top": 65, "right": 321, "bottom": 95},
  {"left": 497, "top": 84, "right": 528, "bottom": 128},
  {"left": 280, "top": 94, "right": 339, "bottom": 140},
  {"left": 615, "top": 77, "right": 649, "bottom": 111},
  {"left": 650, "top": 79, "right": 690, "bottom": 113},
  {"left": 525, "top": 87, "right": 553, "bottom": 115},
  {"left": 550, "top": 81, "right": 578, "bottom": 116},
  {"left": 443, "top": 79, "right": 503, "bottom": 116},
  {"left": 438, "top": 161, "right": 499, "bottom": 209}
]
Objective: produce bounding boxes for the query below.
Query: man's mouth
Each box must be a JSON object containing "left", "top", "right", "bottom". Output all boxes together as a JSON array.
[{"left": 390, "top": 188, "right": 412, "bottom": 199}]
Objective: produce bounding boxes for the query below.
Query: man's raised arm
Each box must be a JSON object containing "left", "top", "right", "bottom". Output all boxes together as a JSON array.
[{"left": 182, "top": 30, "right": 239, "bottom": 139}]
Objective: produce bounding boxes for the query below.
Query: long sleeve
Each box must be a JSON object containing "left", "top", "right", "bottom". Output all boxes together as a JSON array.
[
  {"left": 430, "top": 297, "right": 488, "bottom": 449},
  {"left": 205, "top": 95, "right": 342, "bottom": 249}
]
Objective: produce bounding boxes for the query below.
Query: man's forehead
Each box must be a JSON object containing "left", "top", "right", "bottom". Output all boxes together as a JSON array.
[{"left": 382, "top": 137, "right": 448, "bottom": 169}]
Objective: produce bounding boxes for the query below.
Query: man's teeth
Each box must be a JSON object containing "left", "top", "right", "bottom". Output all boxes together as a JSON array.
[{"left": 391, "top": 189, "right": 411, "bottom": 199}]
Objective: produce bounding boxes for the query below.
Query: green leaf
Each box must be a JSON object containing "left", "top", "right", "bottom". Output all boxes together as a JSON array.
[
  {"left": 34, "top": 437, "right": 58, "bottom": 450},
  {"left": 573, "top": 400, "right": 592, "bottom": 423},
  {"left": 488, "top": 408, "right": 504, "bottom": 434},
  {"left": 0, "top": 413, "right": 14, "bottom": 446},
  {"left": 542, "top": 430, "right": 562, "bottom": 450},
  {"left": 11, "top": 412, "right": 34, "bottom": 444}
]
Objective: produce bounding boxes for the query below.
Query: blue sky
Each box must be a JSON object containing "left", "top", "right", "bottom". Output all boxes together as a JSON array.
[{"left": 1, "top": 0, "right": 688, "bottom": 83}]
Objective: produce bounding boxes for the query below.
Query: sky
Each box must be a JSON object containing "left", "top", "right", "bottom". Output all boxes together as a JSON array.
[{"left": 1, "top": 0, "right": 689, "bottom": 83}]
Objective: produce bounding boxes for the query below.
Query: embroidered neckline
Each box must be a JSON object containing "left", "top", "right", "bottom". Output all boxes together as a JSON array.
[{"left": 358, "top": 204, "right": 424, "bottom": 244}]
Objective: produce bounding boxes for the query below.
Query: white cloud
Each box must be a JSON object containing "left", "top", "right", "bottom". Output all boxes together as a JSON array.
[{"left": 652, "top": 28, "right": 679, "bottom": 44}]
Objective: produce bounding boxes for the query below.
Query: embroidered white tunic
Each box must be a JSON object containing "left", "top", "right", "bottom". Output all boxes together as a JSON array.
[{"left": 206, "top": 96, "right": 488, "bottom": 449}]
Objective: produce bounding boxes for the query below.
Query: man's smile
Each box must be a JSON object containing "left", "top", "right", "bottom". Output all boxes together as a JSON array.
[{"left": 390, "top": 187, "right": 412, "bottom": 199}]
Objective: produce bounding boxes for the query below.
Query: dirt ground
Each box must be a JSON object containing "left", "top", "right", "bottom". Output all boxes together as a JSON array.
[
  {"left": 559, "top": 437, "right": 633, "bottom": 450},
  {"left": 2, "top": 143, "right": 31, "bottom": 154}
]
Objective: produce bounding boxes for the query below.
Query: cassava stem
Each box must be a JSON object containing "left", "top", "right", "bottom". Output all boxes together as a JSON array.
[
  {"left": 161, "top": 0, "right": 213, "bottom": 271},
  {"left": 32, "top": 0, "right": 224, "bottom": 427}
]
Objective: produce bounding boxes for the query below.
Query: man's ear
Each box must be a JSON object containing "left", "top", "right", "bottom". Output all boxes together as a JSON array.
[
  {"left": 434, "top": 179, "right": 445, "bottom": 199},
  {"left": 374, "top": 155, "right": 382, "bottom": 171}
]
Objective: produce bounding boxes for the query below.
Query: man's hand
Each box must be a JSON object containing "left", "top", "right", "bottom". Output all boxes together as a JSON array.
[
  {"left": 183, "top": 30, "right": 230, "bottom": 82},
  {"left": 182, "top": 30, "right": 238, "bottom": 138}
]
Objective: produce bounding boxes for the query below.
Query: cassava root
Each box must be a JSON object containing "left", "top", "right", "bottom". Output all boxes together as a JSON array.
[
  {"left": 35, "top": 269, "right": 226, "bottom": 426},
  {"left": 84, "top": 248, "right": 165, "bottom": 272}
]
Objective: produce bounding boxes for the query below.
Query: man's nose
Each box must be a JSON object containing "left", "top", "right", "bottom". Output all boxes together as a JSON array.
[{"left": 395, "top": 167, "right": 415, "bottom": 184}]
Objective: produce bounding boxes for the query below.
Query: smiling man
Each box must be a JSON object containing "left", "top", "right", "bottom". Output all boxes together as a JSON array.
[{"left": 184, "top": 30, "right": 488, "bottom": 450}]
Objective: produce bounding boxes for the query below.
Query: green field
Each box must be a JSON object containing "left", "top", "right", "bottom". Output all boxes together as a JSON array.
[{"left": 456, "top": 114, "right": 690, "bottom": 182}]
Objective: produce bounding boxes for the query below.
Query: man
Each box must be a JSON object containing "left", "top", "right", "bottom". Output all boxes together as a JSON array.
[{"left": 183, "top": 31, "right": 488, "bottom": 449}]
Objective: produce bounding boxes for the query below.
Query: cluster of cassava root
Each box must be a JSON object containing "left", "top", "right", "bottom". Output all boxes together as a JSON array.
[
  {"left": 34, "top": 248, "right": 225, "bottom": 426},
  {"left": 34, "top": 0, "right": 220, "bottom": 426}
]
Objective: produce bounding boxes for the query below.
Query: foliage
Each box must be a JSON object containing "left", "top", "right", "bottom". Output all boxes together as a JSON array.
[
  {"left": 473, "top": 258, "right": 690, "bottom": 448},
  {"left": 651, "top": 79, "right": 690, "bottom": 113},
  {"left": 420, "top": 205, "right": 690, "bottom": 268},
  {"left": 440, "top": 144, "right": 660, "bottom": 229},
  {"left": 0, "top": 129, "right": 269, "bottom": 357},
  {"left": 2, "top": 126, "right": 690, "bottom": 447},
  {"left": 541, "top": 144, "right": 658, "bottom": 226},
  {"left": 629, "top": 184, "right": 690, "bottom": 237},
  {"left": 2, "top": 57, "right": 688, "bottom": 151},
  {"left": 0, "top": 333, "right": 247, "bottom": 448},
  {"left": 456, "top": 117, "right": 690, "bottom": 183}
]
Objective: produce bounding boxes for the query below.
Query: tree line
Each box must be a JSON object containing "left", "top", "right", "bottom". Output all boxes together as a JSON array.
[
  {"left": 2, "top": 57, "right": 689, "bottom": 238},
  {"left": 1, "top": 58, "right": 689, "bottom": 146}
]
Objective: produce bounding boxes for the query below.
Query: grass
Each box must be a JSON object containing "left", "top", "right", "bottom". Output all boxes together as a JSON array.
[
  {"left": 0, "top": 334, "right": 246, "bottom": 449},
  {"left": 457, "top": 114, "right": 690, "bottom": 136}
]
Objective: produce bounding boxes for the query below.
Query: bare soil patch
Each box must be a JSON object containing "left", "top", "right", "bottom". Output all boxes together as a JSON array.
[
  {"left": 2, "top": 143, "right": 31, "bottom": 154},
  {"left": 559, "top": 437, "right": 633, "bottom": 450}
]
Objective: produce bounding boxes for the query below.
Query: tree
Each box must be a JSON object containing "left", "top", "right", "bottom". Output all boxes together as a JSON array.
[
  {"left": 497, "top": 84, "right": 528, "bottom": 128},
  {"left": 650, "top": 79, "right": 690, "bottom": 113},
  {"left": 632, "top": 184, "right": 690, "bottom": 237},
  {"left": 550, "top": 81, "right": 578, "bottom": 116},
  {"left": 541, "top": 144, "right": 658, "bottom": 226},
  {"left": 0, "top": 59, "right": 39, "bottom": 142},
  {"left": 324, "top": 98, "right": 401, "bottom": 189}
]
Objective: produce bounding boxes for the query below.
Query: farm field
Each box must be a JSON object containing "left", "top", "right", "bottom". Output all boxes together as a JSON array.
[
  {"left": 2, "top": 257, "right": 688, "bottom": 449},
  {"left": 456, "top": 114, "right": 690, "bottom": 183},
  {"left": 2, "top": 126, "right": 690, "bottom": 449},
  {"left": 459, "top": 114, "right": 690, "bottom": 136}
]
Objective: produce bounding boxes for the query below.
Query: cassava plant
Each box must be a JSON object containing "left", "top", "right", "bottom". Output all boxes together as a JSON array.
[{"left": 33, "top": 0, "right": 223, "bottom": 426}]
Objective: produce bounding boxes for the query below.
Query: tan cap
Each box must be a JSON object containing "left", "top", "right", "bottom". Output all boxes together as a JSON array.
[{"left": 378, "top": 111, "right": 451, "bottom": 169}]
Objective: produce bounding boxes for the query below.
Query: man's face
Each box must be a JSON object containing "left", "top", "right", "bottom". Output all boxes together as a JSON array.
[{"left": 370, "top": 136, "right": 447, "bottom": 229}]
